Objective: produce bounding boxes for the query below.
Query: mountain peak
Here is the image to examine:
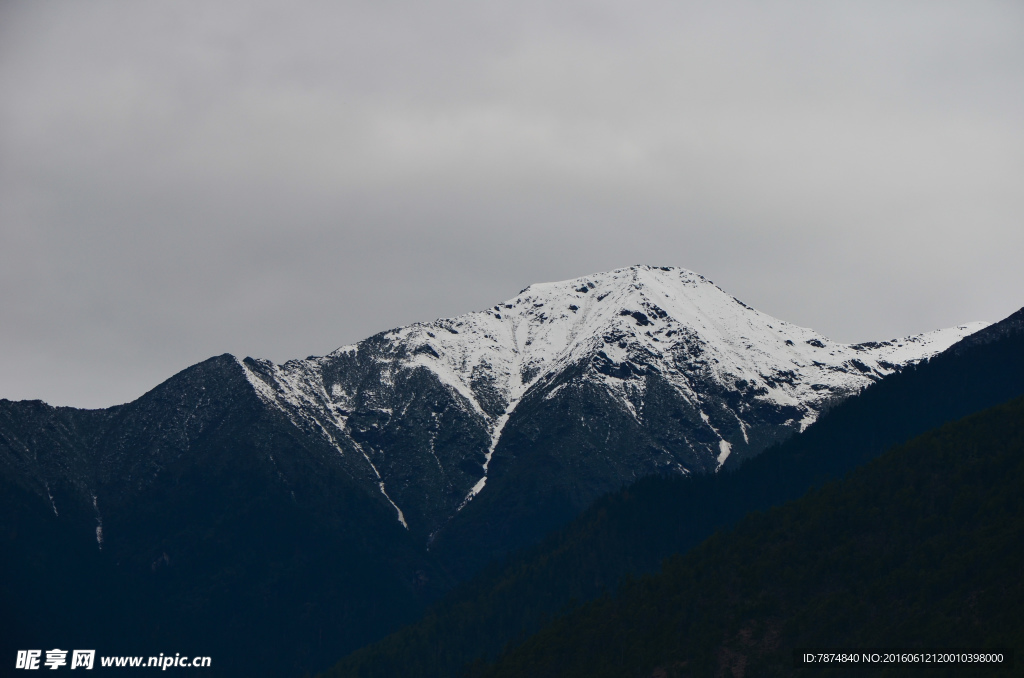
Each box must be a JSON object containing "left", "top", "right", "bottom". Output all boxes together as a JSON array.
[
  {"left": 345, "top": 265, "right": 983, "bottom": 423},
  {"left": 236, "top": 266, "right": 985, "bottom": 537}
]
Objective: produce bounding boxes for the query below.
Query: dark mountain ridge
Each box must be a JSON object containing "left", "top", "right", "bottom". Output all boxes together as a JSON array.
[{"left": 0, "top": 356, "right": 452, "bottom": 676}]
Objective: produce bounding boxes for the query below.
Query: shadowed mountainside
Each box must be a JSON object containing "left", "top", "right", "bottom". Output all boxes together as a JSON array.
[
  {"left": 476, "top": 394, "right": 1024, "bottom": 678},
  {"left": 323, "top": 307, "right": 1024, "bottom": 678}
]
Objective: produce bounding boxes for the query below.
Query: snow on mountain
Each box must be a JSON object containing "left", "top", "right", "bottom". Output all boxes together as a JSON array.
[{"left": 237, "top": 266, "right": 986, "bottom": 533}]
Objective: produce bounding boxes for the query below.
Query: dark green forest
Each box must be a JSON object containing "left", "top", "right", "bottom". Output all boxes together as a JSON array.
[
  {"left": 323, "top": 310, "right": 1024, "bottom": 678},
  {"left": 476, "top": 394, "right": 1024, "bottom": 677}
]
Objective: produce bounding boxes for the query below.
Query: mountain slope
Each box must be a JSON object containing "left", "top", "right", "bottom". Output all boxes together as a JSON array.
[
  {"left": 476, "top": 393, "right": 1024, "bottom": 678},
  {"left": 0, "top": 356, "right": 453, "bottom": 677},
  {"left": 240, "top": 265, "right": 982, "bottom": 570},
  {"left": 322, "top": 306, "right": 1024, "bottom": 678}
]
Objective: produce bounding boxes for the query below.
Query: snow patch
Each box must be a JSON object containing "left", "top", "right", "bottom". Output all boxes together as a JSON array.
[
  {"left": 460, "top": 411, "right": 512, "bottom": 508},
  {"left": 45, "top": 482, "right": 58, "bottom": 517},
  {"left": 351, "top": 439, "right": 408, "bottom": 530},
  {"left": 716, "top": 439, "right": 732, "bottom": 471}
]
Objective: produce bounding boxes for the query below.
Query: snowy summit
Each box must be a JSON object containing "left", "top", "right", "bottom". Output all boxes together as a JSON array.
[{"left": 238, "top": 266, "right": 986, "bottom": 535}]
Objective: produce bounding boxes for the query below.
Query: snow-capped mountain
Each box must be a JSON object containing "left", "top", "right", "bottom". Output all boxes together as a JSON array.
[
  {"left": 237, "top": 265, "right": 984, "bottom": 558},
  {"left": 0, "top": 264, "right": 990, "bottom": 674}
]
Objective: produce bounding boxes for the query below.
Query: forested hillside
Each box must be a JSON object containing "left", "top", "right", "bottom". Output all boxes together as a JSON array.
[{"left": 477, "top": 394, "right": 1024, "bottom": 677}]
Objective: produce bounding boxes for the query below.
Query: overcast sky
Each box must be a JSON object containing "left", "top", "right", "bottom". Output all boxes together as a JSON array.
[{"left": 2, "top": 0, "right": 1022, "bottom": 408}]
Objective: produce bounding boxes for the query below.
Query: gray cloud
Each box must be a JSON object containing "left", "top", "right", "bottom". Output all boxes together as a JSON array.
[{"left": 2, "top": 0, "right": 1022, "bottom": 407}]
